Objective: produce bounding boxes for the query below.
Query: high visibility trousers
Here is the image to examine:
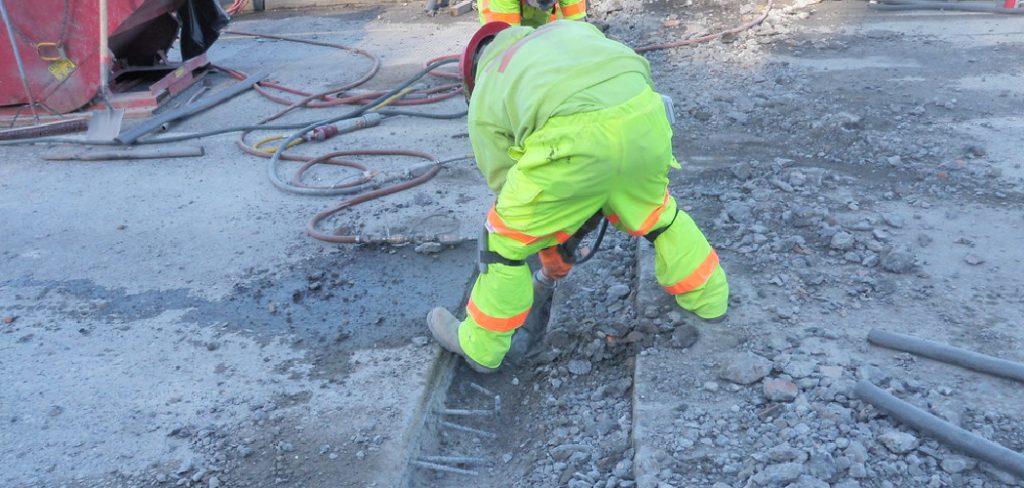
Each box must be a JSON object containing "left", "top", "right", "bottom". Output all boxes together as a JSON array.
[{"left": 458, "top": 87, "right": 729, "bottom": 368}]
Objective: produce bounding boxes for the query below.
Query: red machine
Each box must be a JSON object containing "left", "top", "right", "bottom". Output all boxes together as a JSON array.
[{"left": 0, "top": 0, "right": 218, "bottom": 118}]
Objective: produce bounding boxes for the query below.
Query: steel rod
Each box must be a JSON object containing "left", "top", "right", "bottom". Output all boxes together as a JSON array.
[
  {"left": 855, "top": 380, "right": 1024, "bottom": 479},
  {"left": 438, "top": 420, "right": 497, "bottom": 439},
  {"left": 868, "top": 329, "right": 1024, "bottom": 383},
  {"left": 410, "top": 460, "right": 478, "bottom": 476},
  {"left": 468, "top": 382, "right": 494, "bottom": 396},
  {"left": 437, "top": 408, "right": 494, "bottom": 417},
  {"left": 420, "top": 455, "right": 487, "bottom": 465},
  {"left": 116, "top": 71, "right": 268, "bottom": 144}
]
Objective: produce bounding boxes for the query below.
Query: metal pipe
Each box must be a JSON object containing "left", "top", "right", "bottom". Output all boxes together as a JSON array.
[
  {"left": 115, "top": 71, "right": 268, "bottom": 144},
  {"left": 855, "top": 380, "right": 1024, "bottom": 478},
  {"left": 0, "top": 0, "right": 40, "bottom": 122},
  {"left": 420, "top": 455, "right": 487, "bottom": 465},
  {"left": 468, "top": 382, "right": 494, "bottom": 397},
  {"left": 437, "top": 408, "right": 494, "bottom": 417},
  {"left": 42, "top": 145, "right": 205, "bottom": 161},
  {"left": 438, "top": 420, "right": 497, "bottom": 439},
  {"left": 410, "top": 460, "right": 478, "bottom": 476},
  {"left": 868, "top": 329, "right": 1024, "bottom": 383}
]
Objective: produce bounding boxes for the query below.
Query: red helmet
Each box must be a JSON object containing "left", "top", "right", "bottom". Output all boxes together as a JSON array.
[{"left": 460, "top": 21, "right": 511, "bottom": 97}]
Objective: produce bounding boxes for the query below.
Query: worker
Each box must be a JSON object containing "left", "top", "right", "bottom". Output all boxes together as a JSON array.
[
  {"left": 478, "top": 0, "right": 586, "bottom": 27},
  {"left": 427, "top": 20, "right": 729, "bottom": 373}
]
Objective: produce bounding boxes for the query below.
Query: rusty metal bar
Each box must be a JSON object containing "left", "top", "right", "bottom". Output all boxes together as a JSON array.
[{"left": 438, "top": 420, "right": 497, "bottom": 439}]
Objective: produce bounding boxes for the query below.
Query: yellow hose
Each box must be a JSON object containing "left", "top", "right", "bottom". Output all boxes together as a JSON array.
[{"left": 253, "top": 135, "right": 304, "bottom": 154}]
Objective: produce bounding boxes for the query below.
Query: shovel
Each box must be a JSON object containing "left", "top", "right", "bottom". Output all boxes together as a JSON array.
[
  {"left": 87, "top": 0, "right": 124, "bottom": 141},
  {"left": 86, "top": 107, "right": 124, "bottom": 141}
]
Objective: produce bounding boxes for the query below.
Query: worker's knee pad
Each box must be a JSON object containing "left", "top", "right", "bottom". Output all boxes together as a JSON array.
[
  {"left": 477, "top": 226, "right": 526, "bottom": 274},
  {"left": 644, "top": 209, "right": 680, "bottom": 244}
]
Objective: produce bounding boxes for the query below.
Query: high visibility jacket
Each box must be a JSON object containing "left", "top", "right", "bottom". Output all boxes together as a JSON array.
[
  {"left": 478, "top": 0, "right": 586, "bottom": 27},
  {"left": 468, "top": 21, "right": 654, "bottom": 194}
]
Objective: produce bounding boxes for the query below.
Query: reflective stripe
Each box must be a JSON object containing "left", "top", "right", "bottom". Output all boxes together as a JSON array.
[
  {"left": 664, "top": 250, "right": 719, "bottom": 295},
  {"left": 605, "top": 192, "right": 670, "bottom": 237},
  {"left": 467, "top": 298, "right": 530, "bottom": 332},
  {"left": 481, "top": 0, "right": 522, "bottom": 23},
  {"left": 486, "top": 206, "right": 572, "bottom": 244},
  {"left": 560, "top": 0, "right": 586, "bottom": 17},
  {"left": 483, "top": 9, "right": 521, "bottom": 23}
]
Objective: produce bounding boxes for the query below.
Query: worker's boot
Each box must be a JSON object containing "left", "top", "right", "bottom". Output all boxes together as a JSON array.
[{"left": 427, "top": 307, "right": 497, "bottom": 374}]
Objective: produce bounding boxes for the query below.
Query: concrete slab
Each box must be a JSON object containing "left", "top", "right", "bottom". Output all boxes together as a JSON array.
[
  {"left": 630, "top": 239, "right": 756, "bottom": 485},
  {"left": 0, "top": 303, "right": 449, "bottom": 487}
]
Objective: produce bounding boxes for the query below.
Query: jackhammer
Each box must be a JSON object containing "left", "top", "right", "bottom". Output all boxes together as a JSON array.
[{"left": 506, "top": 213, "right": 608, "bottom": 363}]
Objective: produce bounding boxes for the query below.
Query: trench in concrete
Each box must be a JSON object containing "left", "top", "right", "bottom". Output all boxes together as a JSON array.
[{"left": 404, "top": 235, "right": 645, "bottom": 487}]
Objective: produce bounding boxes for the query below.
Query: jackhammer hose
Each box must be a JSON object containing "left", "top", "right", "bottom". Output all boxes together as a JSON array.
[
  {"left": 264, "top": 57, "right": 460, "bottom": 197},
  {"left": 0, "top": 107, "right": 466, "bottom": 147},
  {"left": 306, "top": 155, "right": 474, "bottom": 244},
  {"left": 218, "top": 32, "right": 460, "bottom": 113},
  {"left": 855, "top": 381, "right": 1024, "bottom": 479},
  {"left": 573, "top": 218, "right": 609, "bottom": 266}
]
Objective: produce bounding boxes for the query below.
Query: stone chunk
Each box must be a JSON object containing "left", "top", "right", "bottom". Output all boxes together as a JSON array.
[
  {"left": 830, "top": 231, "right": 855, "bottom": 251},
  {"left": 879, "top": 430, "right": 919, "bottom": 454},
  {"left": 881, "top": 247, "right": 915, "bottom": 273},
  {"left": 414, "top": 242, "right": 443, "bottom": 254},
  {"left": 940, "top": 455, "right": 974, "bottom": 474},
  {"left": 763, "top": 378, "right": 799, "bottom": 402},
  {"left": 718, "top": 352, "right": 773, "bottom": 385},
  {"left": 567, "top": 359, "right": 593, "bottom": 376}
]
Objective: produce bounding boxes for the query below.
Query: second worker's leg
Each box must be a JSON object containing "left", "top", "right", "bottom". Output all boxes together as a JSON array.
[{"left": 649, "top": 197, "right": 729, "bottom": 320}]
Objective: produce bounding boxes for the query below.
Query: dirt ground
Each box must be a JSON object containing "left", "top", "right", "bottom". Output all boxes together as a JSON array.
[{"left": 2, "top": 1, "right": 1023, "bottom": 488}]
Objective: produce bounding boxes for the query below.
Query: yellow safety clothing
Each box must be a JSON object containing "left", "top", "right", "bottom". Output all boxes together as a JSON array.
[
  {"left": 458, "top": 21, "right": 728, "bottom": 368},
  {"left": 478, "top": 0, "right": 586, "bottom": 27}
]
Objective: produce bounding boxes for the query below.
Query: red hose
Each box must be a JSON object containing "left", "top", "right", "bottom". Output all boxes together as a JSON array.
[
  {"left": 220, "top": 30, "right": 462, "bottom": 115},
  {"left": 226, "top": 0, "right": 248, "bottom": 16},
  {"left": 304, "top": 151, "right": 446, "bottom": 244}
]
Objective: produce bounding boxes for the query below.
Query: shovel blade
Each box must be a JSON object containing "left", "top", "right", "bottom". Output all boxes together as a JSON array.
[{"left": 86, "top": 108, "right": 125, "bottom": 141}]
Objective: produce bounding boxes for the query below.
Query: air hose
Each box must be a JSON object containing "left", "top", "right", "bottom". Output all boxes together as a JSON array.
[{"left": 258, "top": 57, "right": 460, "bottom": 198}]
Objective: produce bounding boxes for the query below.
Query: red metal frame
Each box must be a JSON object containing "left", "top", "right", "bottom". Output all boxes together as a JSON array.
[
  {"left": 0, "top": 0, "right": 185, "bottom": 114},
  {"left": 0, "top": 54, "right": 209, "bottom": 126}
]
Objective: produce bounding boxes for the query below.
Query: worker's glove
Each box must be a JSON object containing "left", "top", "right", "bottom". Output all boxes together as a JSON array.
[{"left": 538, "top": 246, "right": 573, "bottom": 281}]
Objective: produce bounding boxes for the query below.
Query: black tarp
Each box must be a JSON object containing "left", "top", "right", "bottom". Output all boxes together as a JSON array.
[{"left": 178, "top": 0, "right": 229, "bottom": 59}]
